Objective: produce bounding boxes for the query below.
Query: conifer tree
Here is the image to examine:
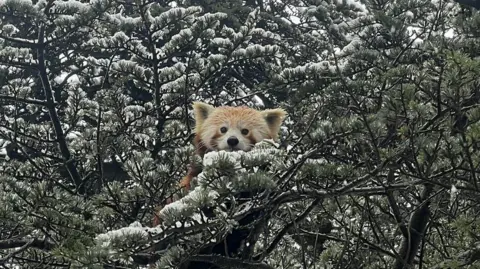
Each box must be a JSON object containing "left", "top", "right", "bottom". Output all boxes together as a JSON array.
[{"left": 1, "top": 0, "right": 480, "bottom": 268}]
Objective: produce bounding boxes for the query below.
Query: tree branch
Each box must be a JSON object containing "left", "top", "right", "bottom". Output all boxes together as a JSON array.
[
  {"left": 0, "top": 94, "right": 50, "bottom": 106},
  {"left": 0, "top": 237, "right": 55, "bottom": 251},
  {"left": 0, "top": 239, "right": 34, "bottom": 265},
  {"left": 431, "top": 243, "right": 480, "bottom": 269},
  {"left": 274, "top": 180, "right": 424, "bottom": 204},
  {"left": 0, "top": 59, "right": 38, "bottom": 69},
  {"left": 36, "top": 23, "right": 83, "bottom": 192},
  {"left": 0, "top": 35, "right": 39, "bottom": 48},
  {"left": 187, "top": 254, "right": 275, "bottom": 269},
  {"left": 393, "top": 185, "right": 433, "bottom": 269},
  {"left": 256, "top": 198, "right": 322, "bottom": 260}
]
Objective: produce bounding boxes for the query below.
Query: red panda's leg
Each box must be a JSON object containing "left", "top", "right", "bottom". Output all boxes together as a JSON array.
[
  {"left": 152, "top": 134, "right": 206, "bottom": 227},
  {"left": 179, "top": 174, "right": 193, "bottom": 192},
  {"left": 152, "top": 197, "right": 174, "bottom": 227},
  {"left": 152, "top": 162, "right": 203, "bottom": 226},
  {"left": 179, "top": 133, "right": 206, "bottom": 191},
  {"left": 179, "top": 163, "right": 203, "bottom": 191}
]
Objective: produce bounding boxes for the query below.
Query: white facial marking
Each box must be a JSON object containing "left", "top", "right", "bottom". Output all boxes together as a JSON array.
[
  {"left": 216, "top": 127, "right": 249, "bottom": 151},
  {"left": 199, "top": 110, "right": 275, "bottom": 152}
]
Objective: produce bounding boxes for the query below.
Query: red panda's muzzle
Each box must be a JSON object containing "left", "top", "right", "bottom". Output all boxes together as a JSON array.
[{"left": 227, "top": 136, "right": 239, "bottom": 147}]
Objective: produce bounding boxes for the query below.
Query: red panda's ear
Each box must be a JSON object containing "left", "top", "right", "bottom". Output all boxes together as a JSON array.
[
  {"left": 192, "top": 102, "right": 215, "bottom": 128},
  {"left": 261, "top": 108, "right": 287, "bottom": 140}
]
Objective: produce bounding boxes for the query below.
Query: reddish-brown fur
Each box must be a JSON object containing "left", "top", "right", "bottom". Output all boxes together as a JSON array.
[{"left": 152, "top": 102, "right": 286, "bottom": 227}]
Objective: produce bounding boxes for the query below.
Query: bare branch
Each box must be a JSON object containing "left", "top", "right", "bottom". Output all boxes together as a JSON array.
[
  {"left": 0, "top": 237, "right": 55, "bottom": 251},
  {"left": 36, "top": 23, "right": 83, "bottom": 192},
  {"left": 187, "top": 254, "right": 275, "bottom": 269},
  {"left": 274, "top": 179, "right": 424, "bottom": 204},
  {"left": 0, "top": 59, "right": 38, "bottom": 69},
  {"left": 0, "top": 35, "right": 39, "bottom": 48},
  {"left": 393, "top": 185, "right": 434, "bottom": 269},
  {"left": 0, "top": 94, "right": 50, "bottom": 106},
  {"left": 0, "top": 239, "right": 34, "bottom": 265}
]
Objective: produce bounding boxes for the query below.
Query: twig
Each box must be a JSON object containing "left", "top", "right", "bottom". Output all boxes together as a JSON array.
[
  {"left": 0, "top": 239, "right": 34, "bottom": 265},
  {"left": 256, "top": 198, "right": 322, "bottom": 260}
]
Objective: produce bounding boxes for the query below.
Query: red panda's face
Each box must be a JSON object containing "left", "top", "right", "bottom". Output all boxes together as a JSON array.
[{"left": 192, "top": 102, "right": 287, "bottom": 152}]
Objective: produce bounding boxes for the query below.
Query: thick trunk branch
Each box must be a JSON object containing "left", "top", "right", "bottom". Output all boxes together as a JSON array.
[
  {"left": 37, "top": 24, "right": 83, "bottom": 193},
  {"left": 393, "top": 185, "right": 433, "bottom": 269}
]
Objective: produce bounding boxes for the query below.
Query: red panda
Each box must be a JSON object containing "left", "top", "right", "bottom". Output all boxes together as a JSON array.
[{"left": 152, "top": 101, "right": 287, "bottom": 226}]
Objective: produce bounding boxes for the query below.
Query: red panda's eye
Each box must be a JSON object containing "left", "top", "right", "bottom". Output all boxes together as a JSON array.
[
  {"left": 220, "top": 127, "right": 228, "bottom": 133},
  {"left": 241, "top": 129, "right": 249, "bottom": 135}
]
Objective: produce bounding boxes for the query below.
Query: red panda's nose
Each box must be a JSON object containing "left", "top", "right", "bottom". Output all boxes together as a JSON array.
[{"left": 227, "top": 136, "right": 239, "bottom": 147}]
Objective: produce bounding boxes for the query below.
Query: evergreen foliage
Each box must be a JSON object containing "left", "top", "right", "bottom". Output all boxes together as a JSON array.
[{"left": 1, "top": 0, "right": 480, "bottom": 268}]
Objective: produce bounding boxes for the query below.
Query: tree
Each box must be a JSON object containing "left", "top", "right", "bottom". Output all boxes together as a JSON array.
[{"left": 2, "top": 0, "right": 480, "bottom": 268}]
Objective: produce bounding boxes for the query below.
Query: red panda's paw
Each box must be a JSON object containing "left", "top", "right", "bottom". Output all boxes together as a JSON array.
[
  {"left": 179, "top": 175, "right": 192, "bottom": 192},
  {"left": 152, "top": 176, "right": 192, "bottom": 227},
  {"left": 152, "top": 205, "right": 164, "bottom": 227},
  {"left": 152, "top": 197, "right": 175, "bottom": 227}
]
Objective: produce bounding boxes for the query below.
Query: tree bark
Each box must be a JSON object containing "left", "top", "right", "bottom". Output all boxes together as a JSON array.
[{"left": 393, "top": 185, "right": 432, "bottom": 269}]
